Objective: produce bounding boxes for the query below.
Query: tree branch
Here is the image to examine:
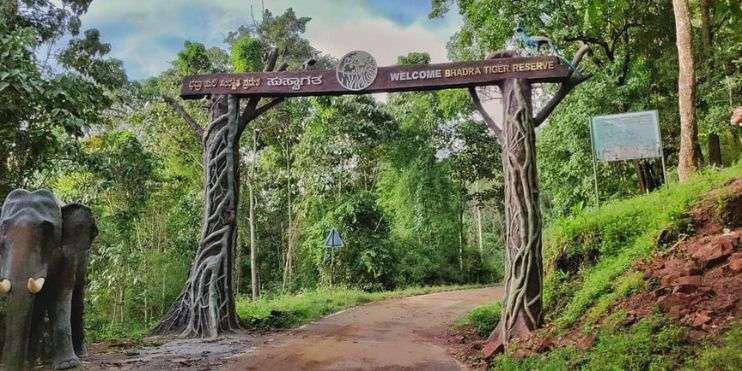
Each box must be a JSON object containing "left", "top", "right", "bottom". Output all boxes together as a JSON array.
[
  {"left": 238, "top": 50, "right": 290, "bottom": 134},
  {"left": 264, "top": 48, "right": 279, "bottom": 72},
  {"left": 564, "top": 35, "right": 612, "bottom": 62},
  {"left": 533, "top": 44, "right": 592, "bottom": 126},
  {"left": 238, "top": 60, "right": 291, "bottom": 136},
  {"left": 469, "top": 87, "right": 503, "bottom": 140},
  {"left": 163, "top": 95, "right": 204, "bottom": 141}
]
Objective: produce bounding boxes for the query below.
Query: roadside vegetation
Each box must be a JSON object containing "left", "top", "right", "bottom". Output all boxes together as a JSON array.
[
  {"left": 454, "top": 301, "right": 502, "bottom": 337},
  {"left": 237, "top": 284, "right": 483, "bottom": 329},
  {"left": 454, "top": 164, "right": 742, "bottom": 369}
]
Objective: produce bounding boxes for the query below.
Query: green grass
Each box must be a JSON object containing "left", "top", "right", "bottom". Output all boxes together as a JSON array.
[
  {"left": 87, "top": 321, "right": 151, "bottom": 343},
  {"left": 492, "top": 314, "right": 689, "bottom": 370},
  {"left": 236, "top": 284, "right": 485, "bottom": 329},
  {"left": 544, "top": 163, "right": 741, "bottom": 328},
  {"left": 687, "top": 324, "right": 742, "bottom": 370},
  {"left": 454, "top": 301, "right": 502, "bottom": 337}
]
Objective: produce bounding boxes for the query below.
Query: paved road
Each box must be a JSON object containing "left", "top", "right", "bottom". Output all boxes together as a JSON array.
[{"left": 226, "top": 286, "right": 504, "bottom": 371}]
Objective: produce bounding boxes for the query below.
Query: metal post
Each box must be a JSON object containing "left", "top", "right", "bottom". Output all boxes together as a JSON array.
[
  {"left": 589, "top": 118, "right": 600, "bottom": 206},
  {"left": 330, "top": 246, "right": 335, "bottom": 286}
]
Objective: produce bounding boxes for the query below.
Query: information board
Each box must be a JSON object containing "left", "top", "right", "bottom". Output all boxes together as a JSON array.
[{"left": 590, "top": 110, "right": 662, "bottom": 162}]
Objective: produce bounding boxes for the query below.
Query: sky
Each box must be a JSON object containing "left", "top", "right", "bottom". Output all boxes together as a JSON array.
[{"left": 79, "top": 0, "right": 463, "bottom": 80}]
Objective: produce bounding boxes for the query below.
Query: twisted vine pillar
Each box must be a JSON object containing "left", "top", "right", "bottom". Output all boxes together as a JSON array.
[
  {"left": 153, "top": 95, "right": 241, "bottom": 337},
  {"left": 471, "top": 46, "right": 590, "bottom": 357},
  {"left": 484, "top": 78, "right": 543, "bottom": 355}
]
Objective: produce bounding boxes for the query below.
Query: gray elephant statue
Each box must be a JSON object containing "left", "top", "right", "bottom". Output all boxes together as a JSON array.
[{"left": 0, "top": 189, "right": 97, "bottom": 370}]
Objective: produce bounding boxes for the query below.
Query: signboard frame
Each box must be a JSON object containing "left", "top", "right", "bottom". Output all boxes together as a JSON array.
[{"left": 588, "top": 110, "right": 667, "bottom": 204}]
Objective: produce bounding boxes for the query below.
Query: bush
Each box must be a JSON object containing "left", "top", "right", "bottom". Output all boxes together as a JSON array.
[{"left": 454, "top": 301, "right": 501, "bottom": 337}]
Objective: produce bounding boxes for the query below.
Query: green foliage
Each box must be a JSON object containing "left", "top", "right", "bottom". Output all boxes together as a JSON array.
[
  {"left": 0, "top": 1, "right": 126, "bottom": 197},
  {"left": 236, "top": 285, "right": 481, "bottom": 329},
  {"left": 255, "top": 8, "right": 319, "bottom": 68},
  {"left": 454, "top": 301, "right": 501, "bottom": 336},
  {"left": 50, "top": 129, "right": 196, "bottom": 340},
  {"left": 450, "top": 165, "right": 740, "bottom": 368},
  {"left": 584, "top": 271, "right": 644, "bottom": 324},
  {"left": 7, "top": 2, "right": 739, "bottom": 351},
  {"left": 688, "top": 325, "right": 742, "bottom": 371},
  {"left": 397, "top": 52, "right": 431, "bottom": 65},
  {"left": 175, "top": 41, "right": 211, "bottom": 74},
  {"left": 444, "top": 0, "right": 741, "bottom": 217},
  {"left": 230, "top": 35, "right": 264, "bottom": 72}
]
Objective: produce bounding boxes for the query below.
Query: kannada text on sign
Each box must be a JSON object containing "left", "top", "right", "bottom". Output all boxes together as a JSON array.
[{"left": 181, "top": 56, "right": 569, "bottom": 98}]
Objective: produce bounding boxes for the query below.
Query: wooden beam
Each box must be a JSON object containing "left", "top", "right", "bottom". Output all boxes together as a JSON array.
[{"left": 181, "top": 55, "right": 571, "bottom": 99}]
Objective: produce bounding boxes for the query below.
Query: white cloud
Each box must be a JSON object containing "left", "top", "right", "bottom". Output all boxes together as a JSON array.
[
  {"left": 80, "top": 0, "right": 462, "bottom": 79},
  {"left": 309, "top": 17, "right": 449, "bottom": 65}
]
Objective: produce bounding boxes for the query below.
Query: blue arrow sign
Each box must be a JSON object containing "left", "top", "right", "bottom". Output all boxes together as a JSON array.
[{"left": 324, "top": 229, "right": 344, "bottom": 249}]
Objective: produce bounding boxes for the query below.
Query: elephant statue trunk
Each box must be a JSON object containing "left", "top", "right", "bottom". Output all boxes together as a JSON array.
[
  {"left": 3, "top": 283, "right": 37, "bottom": 369},
  {"left": 0, "top": 189, "right": 97, "bottom": 370}
]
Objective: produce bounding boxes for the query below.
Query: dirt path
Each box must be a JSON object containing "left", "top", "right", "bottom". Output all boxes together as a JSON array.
[
  {"left": 227, "top": 286, "right": 502, "bottom": 371},
  {"left": 84, "top": 286, "right": 503, "bottom": 370}
]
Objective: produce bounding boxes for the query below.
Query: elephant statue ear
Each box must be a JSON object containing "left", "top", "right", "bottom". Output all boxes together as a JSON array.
[{"left": 61, "top": 204, "right": 98, "bottom": 251}]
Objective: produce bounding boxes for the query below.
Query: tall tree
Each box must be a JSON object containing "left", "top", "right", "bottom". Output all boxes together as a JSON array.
[
  {"left": 699, "top": 0, "right": 722, "bottom": 166},
  {"left": 673, "top": 0, "right": 700, "bottom": 182},
  {"left": 0, "top": 0, "right": 126, "bottom": 197}
]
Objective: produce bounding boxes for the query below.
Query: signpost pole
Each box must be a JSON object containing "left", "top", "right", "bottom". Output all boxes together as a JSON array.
[
  {"left": 330, "top": 247, "right": 335, "bottom": 286},
  {"left": 589, "top": 118, "right": 600, "bottom": 206},
  {"left": 324, "top": 229, "right": 343, "bottom": 286}
]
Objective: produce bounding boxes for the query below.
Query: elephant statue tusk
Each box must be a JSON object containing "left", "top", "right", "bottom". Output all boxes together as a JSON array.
[
  {"left": 27, "top": 277, "right": 45, "bottom": 294},
  {"left": 0, "top": 279, "right": 10, "bottom": 294}
]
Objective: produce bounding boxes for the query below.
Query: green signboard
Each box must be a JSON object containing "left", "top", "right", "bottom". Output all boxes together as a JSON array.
[{"left": 590, "top": 110, "right": 662, "bottom": 162}]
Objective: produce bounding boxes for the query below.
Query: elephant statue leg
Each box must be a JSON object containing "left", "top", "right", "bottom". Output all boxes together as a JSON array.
[
  {"left": 61, "top": 203, "right": 96, "bottom": 358},
  {"left": 48, "top": 288, "right": 80, "bottom": 370},
  {"left": 71, "top": 255, "right": 88, "bottom": 356}
]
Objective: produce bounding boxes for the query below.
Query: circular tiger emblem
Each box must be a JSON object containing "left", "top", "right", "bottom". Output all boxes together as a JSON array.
[{"left": 336, "top": 51, "right": 378, "bottom": 91}]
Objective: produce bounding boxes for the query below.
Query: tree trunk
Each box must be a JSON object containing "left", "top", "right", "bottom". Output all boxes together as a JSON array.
[
  {"left": 249, "top": 129, "right": 259, "bottom": 300},
  {"left": 699, "top": 0, "right": 723, "bottom": 166},
  {"left": 475, "top": 181, "right": 484, "bottom": 255},
  {"left": 673, "top": 0, "right": 700, "bottom": 182},
  {"left": 282, "top": 149, "right": 293, "bottom": 291},
  {"left": 153, "top": 95, "right": 241, "bottom": 337},
  {"left": 635, "top": 160, "right": 660, "bottom": 193},
  {"left": 459, "top": 195, "right": 464, "bottom": 274},
  {"left": 707, "top": 133, "right": 722, "bottom": 166},
  {"left": 486, "top": 79, "right": 543, "bottom": 353}
]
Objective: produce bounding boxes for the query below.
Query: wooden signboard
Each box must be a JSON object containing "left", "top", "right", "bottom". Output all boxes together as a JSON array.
[{"left": 180, "top": 52, "right": 570, "bottom": 99}]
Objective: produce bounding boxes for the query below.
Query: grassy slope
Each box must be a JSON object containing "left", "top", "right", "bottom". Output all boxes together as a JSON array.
[
  {"left": 236, "top": 284, "right": 483, "bottom": 329},
  {"left": 458, "top": 163, "right": 741, "bottom": 370}
]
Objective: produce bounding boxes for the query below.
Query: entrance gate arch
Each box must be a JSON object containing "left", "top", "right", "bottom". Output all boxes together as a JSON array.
[{"left": 155, "top": 45, "right": 590, "bottom": 353}]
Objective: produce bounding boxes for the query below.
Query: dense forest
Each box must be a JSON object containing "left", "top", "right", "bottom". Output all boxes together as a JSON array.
[{"left": 2, "top": 0, "right": 740, "bottom": 345}]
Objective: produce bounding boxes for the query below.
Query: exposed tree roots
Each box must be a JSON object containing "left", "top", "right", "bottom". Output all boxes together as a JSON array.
[{"left": 153, "top": 96, "right": 241, "bottom": 338}]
